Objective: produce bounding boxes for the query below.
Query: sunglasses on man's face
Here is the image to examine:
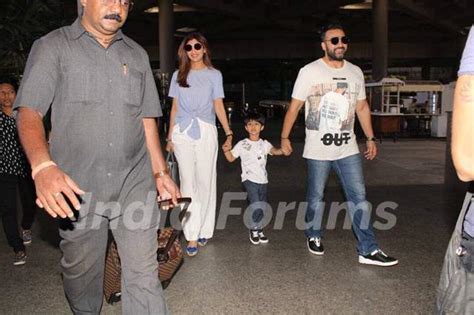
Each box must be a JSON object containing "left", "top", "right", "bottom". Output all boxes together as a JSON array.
[
  {"left": 184, "top": 43, "right": 202, "bottom": 52},
  {"left": 325, "top": 36, "right": 350, "bottom": 45}
]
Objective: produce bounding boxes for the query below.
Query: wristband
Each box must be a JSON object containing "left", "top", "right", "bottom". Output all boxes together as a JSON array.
[
  {"left": 225, "top": 131, "right": 233, "bottom": 137},
  {"left": 281, "top": 137, "right": 289, "bottom": 140},
  {"left": 32, "top": 161, "right": 57, "bottom": 180},
  {"left": 366, "top": 137, "right": 377, "bottom": 142},
  {"left": 154, "top": 169, "right": 170, "bottom": 179}
]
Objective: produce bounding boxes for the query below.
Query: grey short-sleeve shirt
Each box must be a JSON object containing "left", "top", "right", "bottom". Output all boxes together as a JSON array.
[{"left": 15, "top": 19, "right": 162, "bottom": 211}]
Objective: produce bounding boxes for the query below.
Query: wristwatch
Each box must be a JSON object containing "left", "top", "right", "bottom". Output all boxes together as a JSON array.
[{"left": 366, "top": 137, "right": 377, "bottom": 142}]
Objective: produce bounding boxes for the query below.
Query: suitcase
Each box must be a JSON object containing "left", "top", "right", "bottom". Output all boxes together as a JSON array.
[{"left": 103, "top": 197, "right": 191, "bottom": 304}]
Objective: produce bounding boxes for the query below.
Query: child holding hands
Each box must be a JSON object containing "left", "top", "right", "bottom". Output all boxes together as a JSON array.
[{"left": 222, "top": 113, "right": 284, "bottom": 244}]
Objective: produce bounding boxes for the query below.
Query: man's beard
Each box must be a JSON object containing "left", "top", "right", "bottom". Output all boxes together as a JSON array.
[{"left": 327, "top": 48, "right": 345, "bottom": 61}]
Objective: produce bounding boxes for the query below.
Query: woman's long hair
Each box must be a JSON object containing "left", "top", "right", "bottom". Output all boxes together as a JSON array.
[{"left": 177, "top": 32, "right": 213, "bottom": 87}]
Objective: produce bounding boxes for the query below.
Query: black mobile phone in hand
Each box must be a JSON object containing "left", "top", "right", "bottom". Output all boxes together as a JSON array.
[
  {"left": 58, "top": 193, "right": 83, "bottom": 230},
  {"left": 67, "top": 193, "right": 83, "bottom": 222}
]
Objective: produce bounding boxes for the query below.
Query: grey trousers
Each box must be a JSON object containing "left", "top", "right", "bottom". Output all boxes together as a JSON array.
[{"left": 59, "top": 212, "right": 168, "bottom": 315}]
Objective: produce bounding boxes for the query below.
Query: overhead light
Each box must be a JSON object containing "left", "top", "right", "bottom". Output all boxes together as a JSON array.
[
  {"left": 144, "top": 7, "right": 158, "bottom": 13},
  {"left": 176, "top": 27, "right": 197, "bottom": 33},
  {"left": 340, "top": 0, "right": 372, "bottom": 10},
  {"left": 144, "top": 4, "right": 197, "bottom": 13}
]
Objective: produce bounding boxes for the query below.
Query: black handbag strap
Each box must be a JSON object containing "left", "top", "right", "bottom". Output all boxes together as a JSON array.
[{"left": 165, "top": 151, "right": 177, "bottom": 164}]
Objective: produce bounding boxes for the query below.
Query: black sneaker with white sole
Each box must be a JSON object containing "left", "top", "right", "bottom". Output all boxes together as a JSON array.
[
  {"left": 258, "top": 230, "right": 268, "bottom": 244},
  {"left": 249, "top": 230, "right": 260, "bottom": 245},
  {"left": 359, "top": 249, "right": 398, "bottom": 267},
  {"left": 307, "top": 237, "right": 324, "bottom": 255},
  {"left": 13, "top": 250, "right": 27, "bottom": 266},
  {"left": 22, "top": 229, "right": 32, "bottom": 245}
]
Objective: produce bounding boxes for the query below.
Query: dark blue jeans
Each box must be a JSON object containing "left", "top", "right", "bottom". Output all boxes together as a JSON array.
[
  {"left": 305, "top": 153, "right": 378, "bottom": 255},
  {"left": 242, "top": 180, "right": 268, "bottom": 231}
]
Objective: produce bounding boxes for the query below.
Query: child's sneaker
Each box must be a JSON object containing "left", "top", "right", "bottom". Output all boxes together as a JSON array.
[
  {"left": 249, "top": 230, "right": 260, "bottom": 245},
  {"left": 307, "top": 237, "right": 324, "bottom": 255},
  {"left": 258, "top": 230, "right": 268, "bottom": 244}
]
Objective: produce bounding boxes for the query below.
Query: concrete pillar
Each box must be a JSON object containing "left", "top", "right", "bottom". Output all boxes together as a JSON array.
[
  {"left": 158, "top": 0, "right": 175, "bottom": 133},
  {"left": 372, "top": 0, "right": 388, "bottom": 81},
  {"left": 159, "top": 0, "right": 175, "bottom": 75}
]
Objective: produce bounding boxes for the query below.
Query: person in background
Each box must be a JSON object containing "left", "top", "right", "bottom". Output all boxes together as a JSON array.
[
  {"left": 18, "top": 170, "right": 37, "bottom": 245},
  {"left": 0, "top": 78, "right": 28, "bottom": 265},
  {"left": 0, "top": 78, "right": 37, "bottom": 246},
  {"left": 166, "top": 32, "right": 233, "bottom": 256}
]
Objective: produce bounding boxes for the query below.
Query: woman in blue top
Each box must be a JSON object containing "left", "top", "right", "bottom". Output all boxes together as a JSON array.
[{"left": 167, "top": 33, "right": 233, "bottom": 256}]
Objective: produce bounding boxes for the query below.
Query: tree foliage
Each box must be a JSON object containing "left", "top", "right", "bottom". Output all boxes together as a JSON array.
[{"left": 0, "top": 0, "right": 67, "bottom": 76}]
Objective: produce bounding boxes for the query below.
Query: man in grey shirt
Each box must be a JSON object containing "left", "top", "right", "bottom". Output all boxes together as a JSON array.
[{"left": 14, "top": 0, "right": 180, "bottom": 314}]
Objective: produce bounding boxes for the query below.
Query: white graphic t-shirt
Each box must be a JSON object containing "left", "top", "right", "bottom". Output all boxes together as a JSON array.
[
  {"left": 292, "top": 58, "right": 366, "bottom": 160},
  {"left": 231, "top": 138, "right": 273, "bottom": 184}
]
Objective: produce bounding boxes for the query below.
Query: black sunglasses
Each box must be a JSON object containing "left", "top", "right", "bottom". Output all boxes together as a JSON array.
[
  {"left": 184, "top": 43, "right": 202, "bottom": 52},
  {"left": 326, "top": 36, "right": 350, "bottom": 45}
]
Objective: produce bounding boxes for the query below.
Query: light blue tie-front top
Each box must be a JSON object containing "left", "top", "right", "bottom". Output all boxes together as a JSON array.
[{"left": 169, "top": 67, "right": 225, "bottom": 139}]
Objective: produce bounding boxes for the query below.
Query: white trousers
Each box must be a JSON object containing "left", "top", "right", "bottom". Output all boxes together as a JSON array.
[{"left": 172, "top": 120, "right": 218, "bottom": 241}]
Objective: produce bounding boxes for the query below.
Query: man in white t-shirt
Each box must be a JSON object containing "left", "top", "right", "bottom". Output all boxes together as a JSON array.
[{"left": 280, "top": 23, "right": 398, "bottom": 267}]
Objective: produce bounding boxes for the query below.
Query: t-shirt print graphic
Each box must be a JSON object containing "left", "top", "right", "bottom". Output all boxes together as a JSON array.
[
  {"left": 305, "top": 82, "right": 358, "bottom": 132},
  {"left": 319, "top": 91, "right": 349, "bottom": 131}
]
